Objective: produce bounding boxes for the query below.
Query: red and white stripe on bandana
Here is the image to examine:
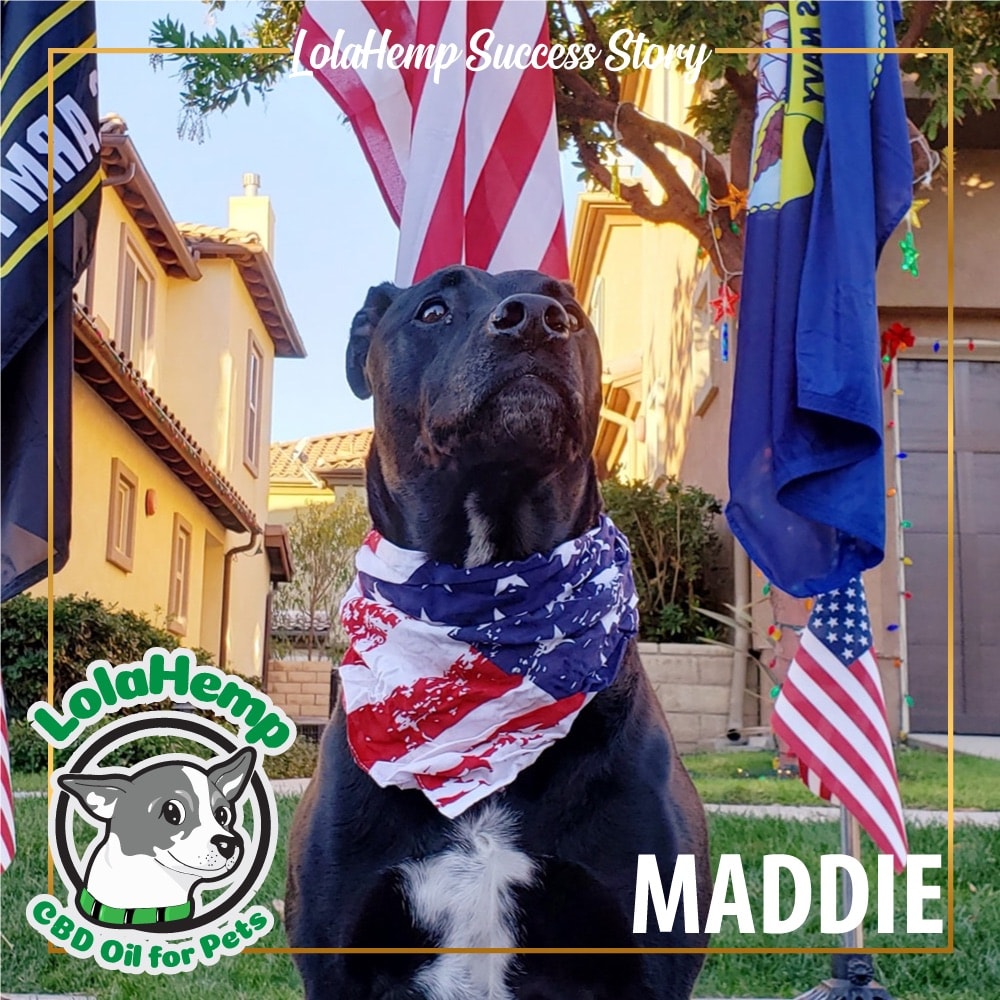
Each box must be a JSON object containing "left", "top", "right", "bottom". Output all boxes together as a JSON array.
[
  {"left": 338, "top": 515, "right": 638, "bottom": 817},
  {"left": 295, "top": 1, "right": 569, "bottom": 285},
  {"left": 772, "top": 577, "right": 909, "bottom": 872}
]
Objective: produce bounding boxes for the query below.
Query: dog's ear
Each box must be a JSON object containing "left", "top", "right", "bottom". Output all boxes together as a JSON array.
[
  {"left": 347, "top": 282, "right": 399, "bottom": 400},
  {"left": 58, "top": 773, "right": 132, "bottom": 821},
  {"left": 208, "top": 746, "right": 256, "bottom": 804}
]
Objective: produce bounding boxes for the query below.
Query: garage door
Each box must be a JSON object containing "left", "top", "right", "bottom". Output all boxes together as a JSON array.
[{"left": 898, "top": 360, "right": 1000, "bottom": 735}]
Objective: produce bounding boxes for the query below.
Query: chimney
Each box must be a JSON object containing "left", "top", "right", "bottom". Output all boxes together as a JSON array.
[{"left": 228, "top": 172, "right": 275, "bottom": 256}]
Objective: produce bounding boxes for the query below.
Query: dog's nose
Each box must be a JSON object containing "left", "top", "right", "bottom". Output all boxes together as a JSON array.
[
  {"left": 211, "top": 834, "right": 239, "bottom": 859},
  {"left": 488, "top": 294, "right": 571, "bottom": 347}
]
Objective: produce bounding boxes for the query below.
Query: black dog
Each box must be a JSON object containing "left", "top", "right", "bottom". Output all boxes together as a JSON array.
[{"left": 286, "top": 267, "right": 710, "bottom": 999}]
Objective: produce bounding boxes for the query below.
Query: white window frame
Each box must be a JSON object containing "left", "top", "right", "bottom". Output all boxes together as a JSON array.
[
  {"left": 167, "top": 513, "right": 193, "bottom": 635},
  {"left": 244, "top": 332, "right": 264, "bottom": 476},
  {"left": 115, "top": 225, "right": 154, "bottom": 370},
  {"left": 105, "top": 458, "right": 138, "bottom": 572}
]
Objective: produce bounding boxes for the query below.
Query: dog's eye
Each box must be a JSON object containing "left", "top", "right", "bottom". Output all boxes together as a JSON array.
[
  {"left": 416, "top": 299, "right": 448, "bottom": 324},
  {"left": 214, "top": 806, "right": 231, "bottom": 826},
  {"left": 161, "top": 800, "right": 185, "bottom": 826}
]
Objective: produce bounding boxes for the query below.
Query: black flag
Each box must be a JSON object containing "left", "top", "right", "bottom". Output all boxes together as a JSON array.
[{"left": 1, "top": 1, "right": 101, "bottom": 599}]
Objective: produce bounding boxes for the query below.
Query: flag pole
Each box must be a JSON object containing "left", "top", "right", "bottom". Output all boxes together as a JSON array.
[{"left": 792, "top": 807, "right": 894, "bottom": 1000}]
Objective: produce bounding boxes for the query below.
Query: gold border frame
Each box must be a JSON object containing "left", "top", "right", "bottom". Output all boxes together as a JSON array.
[{"left": 44, "top": 43, "right": 955, "bottom": 958}]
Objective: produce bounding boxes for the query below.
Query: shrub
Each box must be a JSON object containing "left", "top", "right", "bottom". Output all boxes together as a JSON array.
[
  {"left": 600, "top": 476, "right": 723, "bottom": 644},
  {"left": 0, "top": 593, "right": 216, "bottom": 722},
  {"left": 262, "top": 737, "right": 319, "bottom": 780}
]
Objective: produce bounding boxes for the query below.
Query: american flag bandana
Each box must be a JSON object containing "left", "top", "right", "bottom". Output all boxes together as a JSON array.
[{"left": 339, "top": 515, "right": 639, "bottom": 817}]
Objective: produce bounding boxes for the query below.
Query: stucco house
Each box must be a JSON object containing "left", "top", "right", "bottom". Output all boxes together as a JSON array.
[
  {"left": 569, "top": 69, "right": 999, "bottom": 742},
  {"left": 31, "top": 116, "right": 305, "bottom": 677},
  {"left": 268, "top": 428, "right": 371, "bottom": 524}
]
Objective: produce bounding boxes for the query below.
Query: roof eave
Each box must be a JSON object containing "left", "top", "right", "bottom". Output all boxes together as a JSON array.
[
  {"left": 100, "top": 128, "right": 201, "bottom": 281},
  {"left": 73, "top": 308, "right": 260, "bottom": 534},
  {"left": 264, "top": 523, "right": 294, "bottom": 582},
  {"left": 185, "top": 240, "right": 307, "bottom": 359}
]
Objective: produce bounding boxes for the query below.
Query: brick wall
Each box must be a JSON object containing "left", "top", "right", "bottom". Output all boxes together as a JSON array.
[
  {"left": 266, "top": 658, "right": 333, "bottom": 723},
  {"left": 639, "top": 643, "right": 758, "bottom": 752},
  {"left": 266, "top": 647, "right": 757, "bottom": 748}
]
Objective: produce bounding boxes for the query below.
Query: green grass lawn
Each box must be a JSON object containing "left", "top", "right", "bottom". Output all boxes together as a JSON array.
[
  {"left": 14, "top": 745, "right": 997, "bottom": 809},
  {"left": 2, "top": 793, "right": 996, "bottom": 1000},
  {"left": 683, "top": 745, "right": 1000, "bottom": 811}
]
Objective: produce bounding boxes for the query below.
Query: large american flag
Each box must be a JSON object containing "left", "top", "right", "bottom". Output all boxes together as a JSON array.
[
  {"left": 295, "top": 0, "right": 569, "bottom": 285},
  {"left": 339, "top": 516, "right": 638, "bottom": 816},
  {"left": 771, "top": 577, "right": 909, "bottom": 872}
]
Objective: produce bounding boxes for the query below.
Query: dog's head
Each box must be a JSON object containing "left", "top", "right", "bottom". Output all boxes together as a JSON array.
[
  {"left": 58, "top": 747, "right": 255, "bottom": 886},
  {"left": 347, "top": 267, "right": 604, "bottom": 565}
]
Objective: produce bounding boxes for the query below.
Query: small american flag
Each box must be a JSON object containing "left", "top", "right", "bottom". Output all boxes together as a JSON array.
[
  {"left": 1, "top": 674, "right": 14, "bottom": 871},
  {"left": 295, "top": 1, "right": 568, "bottom": 285},
  {"left": 339, "top": 516, "right": 638, "bottom": 817},
  {"left": 772, "top": 577, "right": 909, "bottom": 872}
]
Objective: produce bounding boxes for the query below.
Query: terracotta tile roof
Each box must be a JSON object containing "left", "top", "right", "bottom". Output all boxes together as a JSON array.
[
  {"left": 100, "top": 116, "right": 201, "bottom": 280},
  {"left": 73, "top": 306, "right": 261, "bottom": 534},
  {"left": 99, "top": 115, "right": 305, "bottom": 360},
  {"left": 270, "top": 429, "right": 373, "bottom": 484},
  {"left": 176, "top": 223, "right": 306, "bottom": 360}
]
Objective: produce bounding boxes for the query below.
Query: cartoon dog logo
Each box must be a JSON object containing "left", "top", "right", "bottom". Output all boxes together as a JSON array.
[{"left": 58, "top": 746, "right": 256, "bottom": 929}]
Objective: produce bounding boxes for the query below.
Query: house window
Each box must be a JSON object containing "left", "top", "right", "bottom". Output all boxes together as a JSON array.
[
  {"left": 168, "top": 513, "right": 193, "bottom": 634},
  {"left": 105, "top": 458, "right": 138, "bottom": 571},
  {"left": 244, "top": 333, "right": 264, "bottom": 475},
  {"left": 116, "top": 227, "right": 154, "bottom": 369}
]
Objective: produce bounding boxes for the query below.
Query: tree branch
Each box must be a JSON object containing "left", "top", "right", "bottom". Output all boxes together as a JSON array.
[
  {"left": 570, "top": 0, "right": 619, "bottom": 103},
  {"left": 898, "top": 1, "right": 942, "bottom": 51}
]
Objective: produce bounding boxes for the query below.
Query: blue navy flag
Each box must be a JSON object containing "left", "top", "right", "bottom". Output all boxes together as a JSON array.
[
  {"left": 726, "top": 1, "right": 912, "bottom": 596},
  {"left": 1, "top": 1, "right": 101, "bottom": 600}
]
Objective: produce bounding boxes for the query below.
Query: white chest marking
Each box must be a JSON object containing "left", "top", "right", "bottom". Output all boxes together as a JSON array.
[
  {"left": 402, "top": 804, "right": 535, "bottom": 1000},
  {"left": 464, "top": 493, "right": 496, "bottom": 568}
]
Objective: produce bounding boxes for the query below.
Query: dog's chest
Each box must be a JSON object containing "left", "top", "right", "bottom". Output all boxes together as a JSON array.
[{"left": 400, "top": 803, "right": 534, "bottom": 1000}]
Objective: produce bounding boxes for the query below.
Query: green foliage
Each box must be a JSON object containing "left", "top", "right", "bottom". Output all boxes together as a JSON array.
[
  {"left": 271, "top": 495, "right": 370, "bottom": 659},
  {"left": 591, "top": 0, "right": 762, "bottom": 152},
  {"left": 7, "top": 719, "right": 48, "bottom": 773},
  {"left": 149, "top": 1, "right": 303, "bottom": 140},
  {"left": 600, "top": 476, "right": 722, "bottom": 644},
  {"left": 897, "top": 1, "right": 1000, "bottom": 142},
  {"left": 0, "top": 593, "right": 215, "bottom": 721},
  {"left": 150, "top": 2, "right": 997, "bottom": 176},
  {"left": 261, "top": 735, "right": 319, "bottom": 779}
]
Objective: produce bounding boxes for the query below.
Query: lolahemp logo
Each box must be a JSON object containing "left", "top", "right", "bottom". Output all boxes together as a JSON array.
[{"left": 24, "top": 648, "right": 297, "bottom": 974}]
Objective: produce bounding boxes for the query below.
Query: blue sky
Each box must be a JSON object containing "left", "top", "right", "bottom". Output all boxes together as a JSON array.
[{"left": 94, "top": 1, "right": 584, "bottom": 443}]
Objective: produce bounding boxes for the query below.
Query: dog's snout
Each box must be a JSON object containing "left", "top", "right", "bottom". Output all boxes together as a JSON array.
[
  {"left": 211, "top": 834, "right": 239, "bottom": 859},
  {"left": 489, "top": 294, "right": 571, "bottom": 347}
]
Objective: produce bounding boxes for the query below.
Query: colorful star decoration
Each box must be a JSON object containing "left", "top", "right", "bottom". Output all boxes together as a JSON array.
[
  {"left": 716, "top": 183, "right": 749, "bottom": 220},
  {"left": 899, "top": 230, "right": 920, "bottom": 277},
  {"left": 908, "top": 198, "right": 929, "bottom": 229},
  {"left": 711, "top": 282, "right": 739, "bottom": 323}
]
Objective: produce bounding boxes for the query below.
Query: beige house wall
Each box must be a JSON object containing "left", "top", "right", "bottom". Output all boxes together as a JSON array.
[
  {"left": 30, "top": 378, "right": 227, "bottom": 660},
  {"left": 572, "top": 65, "right": 997, "bottom": 738},
  {"left": 37, "top": 152, "right": 297, "bottom": 681}
]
